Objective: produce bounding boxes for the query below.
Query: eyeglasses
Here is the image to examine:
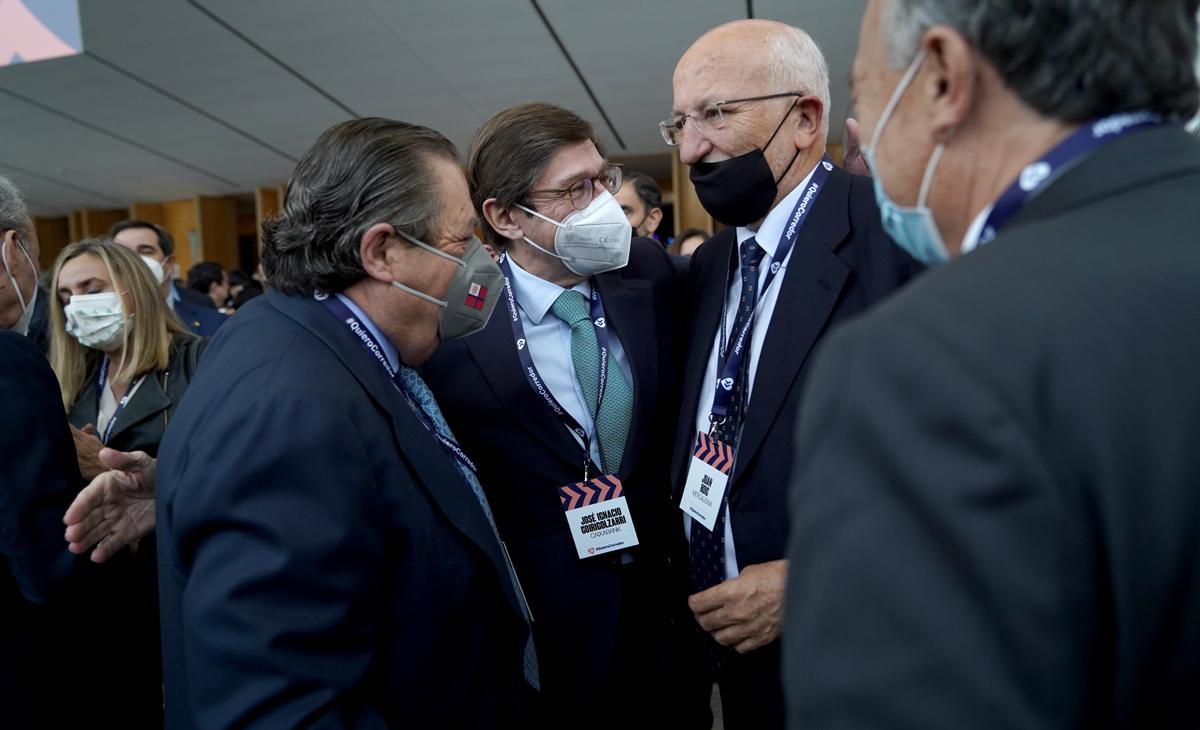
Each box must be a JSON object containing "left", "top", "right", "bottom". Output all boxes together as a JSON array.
[
  {"left": 525, "top": 164, "right": 623, "bottom": 211},
  {"left": 659, "top": 91, "right": 805, "bottom": 146}
]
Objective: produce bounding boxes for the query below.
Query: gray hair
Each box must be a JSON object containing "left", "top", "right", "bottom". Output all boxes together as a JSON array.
[
  {"left": 883, "top": 0, "right": 1200, "bottom": 123},
  {"left": 764, "top": 25, "right": 832, "bottom": 140},
  {"left": 0, "top": 174, "right": 31, "bottom": 236},
  {"left": 261, "top": 118, "right": 459, "bottom": 295}
]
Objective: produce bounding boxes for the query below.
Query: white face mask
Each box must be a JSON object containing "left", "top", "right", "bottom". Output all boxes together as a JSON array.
[
  {"left": 139, "top": 255, "right": 167, "bottom": 285},
  {"left": 3, "top": 235, "right": 37, "bottom": 336},
  {"left": 64, "top": 291, "right": 128, "bottom": 352},
  {"left": 516, "top": 190, "right": 632, "bottom": 275}
]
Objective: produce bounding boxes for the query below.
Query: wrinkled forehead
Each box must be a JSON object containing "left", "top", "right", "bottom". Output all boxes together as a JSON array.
[{"left": 673, "top": 44, "right": 773, "bottom": 112}]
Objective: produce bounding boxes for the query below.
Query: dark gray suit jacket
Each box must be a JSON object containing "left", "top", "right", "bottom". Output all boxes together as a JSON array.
[{"left": 785, "top": 125, "right": 1200, "bottom": 729}]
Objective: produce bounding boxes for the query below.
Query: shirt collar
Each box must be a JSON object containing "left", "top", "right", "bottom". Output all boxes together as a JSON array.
[
  {"left": 506, "top": 252, "right": 592, "bottom": 326},
  {"left": 335, "top": 292, "right": 401, "bottom": 373},
  {"left": 960, "top": 203, "right": 994, "bottom": 255},
  {"left": 735, "top": 162, "right": 819, "bottom": 258},
  {"left": 167, "top": 280, "right": 181, "bottom": 305}
]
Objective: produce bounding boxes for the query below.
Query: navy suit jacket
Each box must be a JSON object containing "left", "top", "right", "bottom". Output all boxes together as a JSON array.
[
  {"left": 173, "top": 294, "right": 226, "bottom": 337},
  {"left": 672, "top": 164, "right": 923, "bottom": 570},
  {"left": 423, "top": 238, "right": 689, "bottom": 704},
  {"left": 157, "top": 290, "right": 532, "bottom": 729}
]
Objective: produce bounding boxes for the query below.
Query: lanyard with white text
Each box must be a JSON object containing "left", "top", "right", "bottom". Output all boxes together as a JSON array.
[
  {"left": 96, "top": 358, "right": 145, "bottom": 445},
  {"left": 709, "top": 154, "right": 834, "bottom": 434},
  {"left": 979, "top": 111, "right": 1166, "bottom": 245},
  {"left": 317, "top": 293, "right": 479, "bottom": 475},
  {"left": 497, "top": 253, "right": 610, "bottom": 479}
]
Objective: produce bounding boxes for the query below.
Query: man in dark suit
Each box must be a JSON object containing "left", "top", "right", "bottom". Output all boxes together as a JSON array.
[
  {"left": 424, "top": 102, "right": 701, "bottom": 727},
  {"left": 785, "top": 1, "right": 1200, "bottom": 728},
  {"left": 156, "top": 118, "right": 535, "bottom": 728},
  {"left": 110, "top": 219, "right": 227, "bottom": 337},
  {"left": 0, "top": 177, "right": 92, "bottom": 727},
  {"left": 664, "top": 20, "right": 921, "bottom": 728}
]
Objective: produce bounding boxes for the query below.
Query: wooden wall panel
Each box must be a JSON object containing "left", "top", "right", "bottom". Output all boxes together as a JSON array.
[
  {"left": 33, "top": 216, "right": 70, "bottom": 269},
  {"left": 79, "top": 208, "right": 126, "bottom": 238},
  {"left": 671, "top": 148, "right": 712, "bottom": 235},
  {"left": 254, "top": 186, "right": 280, "bottom": 253},
  {"left": 161, "top": 200, "right": 199, "bottom": 274},
  {"left": 128, "top": 202, "right": 165, "bottom": 225},
  {"left": 197, "top": 195, "right": 238, "bottom": 271}
]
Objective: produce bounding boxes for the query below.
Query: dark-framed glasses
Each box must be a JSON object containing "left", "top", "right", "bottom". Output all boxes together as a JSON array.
[{"left": 526, "top": 164, "right": 623, "bottom": 211}]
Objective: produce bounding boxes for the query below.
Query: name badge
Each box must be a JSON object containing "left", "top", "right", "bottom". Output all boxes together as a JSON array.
[
  {"left": 559, "top": 475, "right": 639, "bottom": 560},
  {"left": 679, "top": 432, "right": 733, "bottom": 532}
]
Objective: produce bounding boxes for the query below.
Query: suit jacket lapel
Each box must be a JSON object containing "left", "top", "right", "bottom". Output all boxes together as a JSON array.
[
  {"left": 732, "top": 168, "right": 852, "bottom": 482},
  {"left": 267, "top": 291, "right": 526, "bottom": 618},
  {"left": 671, "top": 230, "right": 735, "bottom": 497},
  {"left": 593, "top": 273, "right": 655, "bottom": 477},
  {"left": 463, "top": 297, "right": 582, "bottom": 471}
]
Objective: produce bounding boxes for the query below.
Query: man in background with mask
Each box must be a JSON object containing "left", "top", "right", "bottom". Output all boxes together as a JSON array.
[
  {"left": 615, "top": 169, "right": 665, "bottom": 241},
  {"left": 109, "top": 219, "right": 227, "bottom": 336},
  {"left": 424, "top": 102, "right": 705, "bottom": 726},
  {"left": 663, "top": 20, "right": 921, "bottom": 728},
  {"left": 785, "top": 1, "right": 1200, "bottom": 727},
  {"left": 155, "top": 118, "right": 537, "bottom": 728},
  {"left": 0, "top": 173, "right": 94, "bottom": 725}
]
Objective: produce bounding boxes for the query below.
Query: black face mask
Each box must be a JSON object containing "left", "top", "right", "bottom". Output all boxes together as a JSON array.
[{"left": 689, "top": 99, "right": 803, "bottom": 227}]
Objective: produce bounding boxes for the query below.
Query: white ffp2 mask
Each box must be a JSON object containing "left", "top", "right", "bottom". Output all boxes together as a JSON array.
[{"left": 517, "top": 190, "right": 632, "bottom": 275}]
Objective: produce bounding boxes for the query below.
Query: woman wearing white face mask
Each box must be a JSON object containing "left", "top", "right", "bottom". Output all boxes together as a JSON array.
[{"left": 47, "top": 238, "right": 207, "bottom": 726}]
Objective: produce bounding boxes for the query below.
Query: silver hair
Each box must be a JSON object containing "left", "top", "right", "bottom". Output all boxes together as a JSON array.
[
  {"left": 882, "top": 0, "right": 1200, "bottom": 123},
  {"left": 0, "top": 173, "right": 31, "bottom": 236},
  {"left": 764, "top": 25, "right": 832, "bottom": 140}
]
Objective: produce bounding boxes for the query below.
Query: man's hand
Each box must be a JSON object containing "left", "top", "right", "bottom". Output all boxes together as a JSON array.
[
  {"left": 842, "top": 118, "right": 871, "bottom": 176},
  {"left": 70, "top": 423, "right": 104, "bottom": 481},
  {"left": 688, "top": 559, "right": 787, "bottom": 654},
  {"left": 64, "top": 449, "right": 157, "bottom": 563}
]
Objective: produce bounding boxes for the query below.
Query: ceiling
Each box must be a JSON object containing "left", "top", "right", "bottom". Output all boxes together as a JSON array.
[{"left": 0, "top": 0, "right": 868, "bottom": 217}]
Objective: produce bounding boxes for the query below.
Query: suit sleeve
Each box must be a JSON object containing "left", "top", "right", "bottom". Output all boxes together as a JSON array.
[
  {"left": 0, "top": 333, "right": 82, "bottom": 603},
  {"left": 165, "top": 389, "right": 389, "bottom": 729},
  {"left": 784, "top": 315, "right": 1085, "bottom": 729}
]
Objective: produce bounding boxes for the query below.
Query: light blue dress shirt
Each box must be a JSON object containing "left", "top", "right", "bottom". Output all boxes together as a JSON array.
[
  {"left": 506, "top": 254, "right": 633, "bottom": 472},
  {"left": 336, "top": 293, "right": 401, "bottom": 372}
]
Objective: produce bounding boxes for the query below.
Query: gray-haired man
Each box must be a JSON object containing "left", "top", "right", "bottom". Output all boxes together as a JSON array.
[{"left": 786, "top": 1, "right": 1200, "bottom": 727}]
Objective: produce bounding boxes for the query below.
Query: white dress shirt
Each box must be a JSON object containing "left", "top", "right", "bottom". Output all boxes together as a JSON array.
[
  {"left": 683, "top": 165, "right": 817, "bottom": 582},
  {"left": 506, "top": 254, "right": 633, "bottom": 472}
]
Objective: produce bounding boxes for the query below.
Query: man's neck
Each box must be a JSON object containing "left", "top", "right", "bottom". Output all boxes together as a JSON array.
[
  {"left": 507, "top": 240, "right": 586, "bottom": 287},
  {"left": 943, "top": 109, "right": 1080, "bottom": 249},
  {"left": 746, "top": 144, "right": 825, "bottom": 232},
  {"left": 341, "top": 279, "right": 403, "bottom": 348}
]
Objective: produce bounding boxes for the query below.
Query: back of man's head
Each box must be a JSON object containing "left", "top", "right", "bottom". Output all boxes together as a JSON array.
[
  {"left": 883, "top": 0, "right": 1200, "bottom": 122},
  {"left": 187, "top": 261, "right": 225, "bottom": 294},
  {"left": 0, "top": 174, "right": 31, "bottom": 240},
  {"left": 469, "top": 102, "right": 604, "bottom": 250}
]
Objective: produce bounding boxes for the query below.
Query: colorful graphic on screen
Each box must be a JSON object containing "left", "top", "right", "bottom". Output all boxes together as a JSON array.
[{"left": 0, "top": 0, "right": 83, "bottom": 67}]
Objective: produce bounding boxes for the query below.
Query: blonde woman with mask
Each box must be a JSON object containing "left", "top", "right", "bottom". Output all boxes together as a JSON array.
[{"left": 49, "top": 239, "right": 206, "bottom": 728}]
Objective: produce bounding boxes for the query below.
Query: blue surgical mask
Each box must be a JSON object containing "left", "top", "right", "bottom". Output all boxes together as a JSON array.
[{"left": 863, "top": 50, "right": 950, "bottom": 265}]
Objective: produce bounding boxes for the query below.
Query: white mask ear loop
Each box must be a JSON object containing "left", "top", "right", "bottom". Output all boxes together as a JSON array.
[
  {"left": 868, "top": 49, "right": 929, "bottom": 158},
  {"left": 917, "top": 144, "right": 945, "bottom": 208},
  {"left": 515, "top": 204, "right": 567, "bottom": 230}
]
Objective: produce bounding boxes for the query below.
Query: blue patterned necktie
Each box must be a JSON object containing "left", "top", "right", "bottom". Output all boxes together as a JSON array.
[
  {"left": 549, "top": 289, "right": 634, "bottom": 475},
  {"left": 689, "top": 237, "right": 765, "bottom": 670},
  {"left": 396, "top": 365, "right": 540, "bottom": 690}
]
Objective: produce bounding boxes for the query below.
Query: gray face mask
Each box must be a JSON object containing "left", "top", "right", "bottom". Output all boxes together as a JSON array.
[{"left": 391, "top": 232, "right": 503, "bottom": 341}]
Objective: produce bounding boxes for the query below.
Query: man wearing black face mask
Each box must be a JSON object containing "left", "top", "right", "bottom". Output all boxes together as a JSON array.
[
  {"left": 664, "top": 20, "right": 922, "bottom": 728},
  {"left": 423, "top": 102, "right": 706, "bottom": 727}
]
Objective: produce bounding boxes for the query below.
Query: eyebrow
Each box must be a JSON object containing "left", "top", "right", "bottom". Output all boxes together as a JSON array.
[
  {"left": 549, "top": 161, "right": 607, "bottom": 190},
  {"left": 57, "top": 277, "right": 104, "bottom": 295}
]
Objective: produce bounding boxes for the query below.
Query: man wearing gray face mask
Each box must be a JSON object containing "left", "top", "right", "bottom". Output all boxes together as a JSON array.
[
  {"left": 423, "top": 102, "right": 708, "bottom": 726},
  {"left": 149, "top": 118, "right": 538, "bottom": 729},
  {"left": 0, "top": 173, "right": 97, "bottom": 726}
]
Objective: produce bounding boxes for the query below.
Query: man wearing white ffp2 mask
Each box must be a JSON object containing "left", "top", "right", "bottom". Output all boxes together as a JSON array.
[{"left": 422, "top": 102, "right": 707, "bottom": 724}]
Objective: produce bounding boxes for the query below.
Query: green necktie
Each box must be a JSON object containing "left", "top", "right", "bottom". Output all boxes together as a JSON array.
[{"left": 550, "top": 289, "right": 634, "bottom": 475}]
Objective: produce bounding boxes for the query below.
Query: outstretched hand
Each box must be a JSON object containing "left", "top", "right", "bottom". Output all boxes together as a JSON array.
[{"left": 64, "top": 448, "right": 157, "bottom": 563}]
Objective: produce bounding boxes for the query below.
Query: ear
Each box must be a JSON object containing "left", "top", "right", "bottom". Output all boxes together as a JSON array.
[
  {"left": 358, "top": 222, "right": 402, "bottom": 284},
  {"left": 791, "top": 96, "right": 825, "bottom": 151},
  {"left": 922, "top": 26, "right": 976, "bottom": 140},
  {"left": 162, "top": 254, "right": 176, "bottom": 279},
  {"left": 645, "top": 207, "right": 663, "bottom": 235},
  {"left": 481, "top": 197, "right": 527, "bottom": 245}
]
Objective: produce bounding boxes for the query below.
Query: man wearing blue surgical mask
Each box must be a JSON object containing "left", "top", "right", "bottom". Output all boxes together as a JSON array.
[
  {"left": 784, "top": 1, "right": 1200, "bottom": 727},
  {"left": 423, "top": 102, "right": 706, "bottom": 727},
  {"left": 663, "top": 20, "right": 922, "bottom": 728}
]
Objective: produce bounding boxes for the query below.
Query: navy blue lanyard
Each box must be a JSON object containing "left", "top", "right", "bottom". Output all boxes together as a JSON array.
[
  {"left": 979, "top": 111, "right": 1166, "bottom": 245},
  {"left": 318, "top": 293, "right": 478, "bottom": 475},
  {"left": 710, "top": 155, "right": 834, "bottom": 427},
  {"left": 96, "top": 358, "right": 145, "bottom": 445},
  {"left": 497, "top": 253, "right": 609, "bottom": 476}
]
